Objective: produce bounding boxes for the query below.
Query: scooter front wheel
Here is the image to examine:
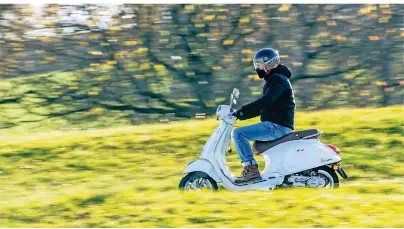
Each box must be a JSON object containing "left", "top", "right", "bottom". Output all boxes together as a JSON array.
[{"left": 179, "top": 172, "right": 218, "bottom": 192}]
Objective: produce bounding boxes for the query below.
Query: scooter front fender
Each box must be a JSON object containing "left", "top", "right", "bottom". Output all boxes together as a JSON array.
[{"left": 183, "top": 159, "right": 221, "bottom": 182}]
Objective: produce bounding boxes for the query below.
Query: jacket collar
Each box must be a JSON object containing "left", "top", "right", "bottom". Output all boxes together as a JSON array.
[{"left": 264, "top": 64, "right": 292, "bottom": 81}]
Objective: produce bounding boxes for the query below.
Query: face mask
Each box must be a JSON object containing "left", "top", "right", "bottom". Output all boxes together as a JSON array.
[{"left": 256, "top": 68, "right": 268, "bottom": 79}]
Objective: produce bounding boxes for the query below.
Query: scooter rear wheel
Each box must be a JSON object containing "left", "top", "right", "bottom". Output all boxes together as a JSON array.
[
  {"left": 316, "top": 166, "right": 339, "bottom": 189},
  {"left": 179, "top": 172, "right": 218, "bottom": 192}
]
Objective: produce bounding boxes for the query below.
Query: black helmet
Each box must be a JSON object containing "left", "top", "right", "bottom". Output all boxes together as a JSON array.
[{"left": 253, "top": 48, "right": 280, "bottom": 73}]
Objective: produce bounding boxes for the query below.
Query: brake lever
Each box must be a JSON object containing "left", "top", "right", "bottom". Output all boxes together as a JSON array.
[{"left": 226, "top": 145, "right": 232, "bottom": 154}]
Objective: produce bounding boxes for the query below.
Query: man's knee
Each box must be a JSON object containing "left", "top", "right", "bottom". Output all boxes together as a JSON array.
[{"left": 232, "top": 127, "right": 243, "bottom": 140}]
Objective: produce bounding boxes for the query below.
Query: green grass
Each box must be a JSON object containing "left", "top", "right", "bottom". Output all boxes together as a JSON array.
[{"left": 0, "top": 106, "right": 403, "bottom": 227}]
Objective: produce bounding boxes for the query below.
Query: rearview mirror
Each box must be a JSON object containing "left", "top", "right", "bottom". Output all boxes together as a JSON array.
[{"left": 232, "top": 88, "right": 240, "bottom": 99}]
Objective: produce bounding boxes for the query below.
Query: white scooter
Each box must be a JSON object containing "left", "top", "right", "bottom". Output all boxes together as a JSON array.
[{"left": 179, "top": 88, "right": 348, "bottom": 191}]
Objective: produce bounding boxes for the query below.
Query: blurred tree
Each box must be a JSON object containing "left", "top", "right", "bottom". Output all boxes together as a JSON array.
[{"left": 0, "top": 4, "right": 402, "bottom": 127}]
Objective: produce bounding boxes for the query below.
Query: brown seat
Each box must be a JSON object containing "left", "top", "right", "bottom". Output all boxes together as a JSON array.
[{"left": 252, "top": 129, "right": 321, "bottom": 155}]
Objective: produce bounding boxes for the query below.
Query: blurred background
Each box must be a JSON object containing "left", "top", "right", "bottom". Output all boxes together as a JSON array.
[
  {"left": 0, "top": 4, "right": 403, "bottom": 131},
  {"left": 0, "top": 4, "right": 404, "bottom": 227}
]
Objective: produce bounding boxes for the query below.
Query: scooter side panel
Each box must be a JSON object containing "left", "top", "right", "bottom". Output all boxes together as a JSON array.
[
  {"left": 183, "top": 159, "right": 222, "bottom": 182},
  {"left": 263, "top": 139, "right": 341, "bottom": 176}
]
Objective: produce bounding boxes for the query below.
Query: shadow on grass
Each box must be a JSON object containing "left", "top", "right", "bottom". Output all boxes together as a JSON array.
[
  {"left": 65, "top": 163, "right": 93, "bottom": 171},
  {"left": 1, "top": 149, "right": 54, "bottom": 159},
  {"left": 73, "top": 194, "right": 109, "bottom": 208},
  {"left": 187, "top": 217, "right": 224, "bottom": 224},
  {"left": 343, "top": 138, "right": 381, "bottom": 147}
]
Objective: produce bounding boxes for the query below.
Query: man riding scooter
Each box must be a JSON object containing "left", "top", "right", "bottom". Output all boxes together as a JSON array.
[{"left": 231, "top": 48, "right": 296, "bottom": 184}]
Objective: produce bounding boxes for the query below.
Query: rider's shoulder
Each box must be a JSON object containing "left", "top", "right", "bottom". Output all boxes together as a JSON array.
[{"left": 270, "top": 73, "right": 288, "bottom": 82}]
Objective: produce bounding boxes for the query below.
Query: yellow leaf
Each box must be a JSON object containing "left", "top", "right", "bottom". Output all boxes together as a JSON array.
[
  {"left": 195, "top": 24, "right": 205, "bottom": 28},
  {"left": 241, "top": 49, "right": 254, "bottom": 54},
  {"left": 69, "top": 86, "right": 79, "bottom": 90},
  {"left": 401, "top": 32, "right": 404, "bottom": 37},
  {"left": 159, "top": 39, "right": 169, "bottom": 44},
  {"left": 327, "top": 21, "right": 337, "bottom": 26},
  {"left": 280, "top": 55, "right": 289, "bottom": 59},
  {"left": 186, "top": 72, "right": 195, "bottom": 76},
  {"left": 368, "top": 36, "right": 380, "bottom": 41},
  {"left": 375, "top": 81, "right": 387, "bottom": 86},
  {"left": 316, "top": 16, "right": 328, "bottom": 22},
  {"left": 127, "top": 62, "right": 139, "bottom": 68},
  {"left": 140, "top": 63, "right": 150, "bottom": 70},
  {"left": 39, "top": 36, "right": 50, "bottom": 41},
  {"left": 360, "top": 90, "right": 370, "bottom": 96},
  {"left": 240, "top": 17, "right": 250, "bottom": 23},
  {"left": 87, "top": 20, "right": 96, "bottom": 26},
  {"left": 184, "top": 5, "right": 194, "bottom": 12},
  {"left": 385, "top": 28, "right": 396, "bottom": 33},
  {"left": 90, "top": 63, "right": 100, "bottom": 67},
  {"left": 123, "top": 40, "right": 139, "bottom": 46},
  {"left": 101, "top": 42, "right": 110, "bottom": 46},
  {"left": 253, "top": 8, "right": 263, "bottom": 13},
  {"left": 174, "top": 63, "right": 185, "bottom": 69},
  {"left": 107, "top": 61, "right": 117, "bottom": 65},
  {"left": 90, "top": 107, "right": 104, "bottom": 114},
  {"left": 160, "top": 31, "right": 170, "bottom": 36},
  {"left": 278, "top": 4, "right": 291, "bottom": 12},
  {"left": 248, "top": 74, "right": 260, "bottom": 81},
  {"left": 89, "top": 50, "right": 103, "bottom": 55},
  {"left": 89, "top": 34, "right": 101, "bottom": 40},
  {"left": 379, "top": 17, "right": 389, "bottom": 23},
  {"left": 45, "top": 56, "right": 56, "bottom": 61},
  {"left": 135, "top": 48, "right": 148, "bottom": 53},
  {"left": 223, "top": 40, "right": 234, "bottom": 45},
  {"left": 96, "top": 75, "right": 109, "bottom": 81},
  {"left": 212, "top": 66, "right": 222, "bottom": 70},
  {"left": 359, "top": 7, "right": 372, "bottom": 15},
  {"left": 217, "top": 8, "right": 229, "bottom": 12},
  {"left": 379, "top": 4, "right": 390, "bottom": 8},
  {"left": 154, "top": 64, "right": 166, "bottom": 71},
  {"left": 79, "top": 41, "right": 89, "bottom": 46},
  {"left": 88, "top": 91, "right": 99, "bottom": 96},
  {"left": 203, "top": 15, "right": 215, "bottom": 21},
  {"left": 332, "top": 35, "right": 347, "bottom": 42},
  {"left": 44, "top": 22, "right": 56, "bottom": 27},
  {"left": 381, "top": 9, "right": 392, "bottom": 14},
  {"left": 109, "top": 26, "right": 122, "bottom": 31}
]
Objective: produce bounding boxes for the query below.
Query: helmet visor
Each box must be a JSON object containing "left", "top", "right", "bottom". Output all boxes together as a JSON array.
[
  {"left": 253, "top": 59, "right": 265, "bottom": 70},
  {"left": 254, "top": 56, "right": 280, "bottom": 71}
]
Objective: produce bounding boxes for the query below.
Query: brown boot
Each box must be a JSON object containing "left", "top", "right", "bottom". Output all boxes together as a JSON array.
[{"left": 235, "top": 165, "right": 262, "bottom": 184}]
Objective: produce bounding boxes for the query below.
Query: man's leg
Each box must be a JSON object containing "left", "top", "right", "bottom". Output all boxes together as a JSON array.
[{"left": 231, "top": 121, "right": 292, "bottom": 183}]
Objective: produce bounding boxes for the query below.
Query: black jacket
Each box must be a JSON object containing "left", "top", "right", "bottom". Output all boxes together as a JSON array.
[{"left": 237, "top": 64, "right": 295, "bottom": 130}]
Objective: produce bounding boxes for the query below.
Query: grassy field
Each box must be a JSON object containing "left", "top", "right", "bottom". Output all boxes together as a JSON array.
[{"left": 0, "top": 106, "right": 403, "bottom": 227}]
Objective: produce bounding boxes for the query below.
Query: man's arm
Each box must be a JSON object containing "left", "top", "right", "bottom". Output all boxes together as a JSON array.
[{"left": 236, "top": 75, "right": 285, "bottom": 120}]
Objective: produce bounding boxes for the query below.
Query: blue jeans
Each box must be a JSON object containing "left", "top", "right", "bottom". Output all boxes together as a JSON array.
[{"left": 231, "top": 121, "right": 292, "bottom": 166}]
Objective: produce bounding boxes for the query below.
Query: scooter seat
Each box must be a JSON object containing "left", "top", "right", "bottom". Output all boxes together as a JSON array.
[{"left": 252, "top": 129, "right": 321, "bottom": 155}]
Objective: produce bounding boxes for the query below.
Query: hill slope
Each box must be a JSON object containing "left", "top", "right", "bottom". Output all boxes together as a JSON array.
[{"left": 0, "top": 106, "right": 403, "bottom": 227}]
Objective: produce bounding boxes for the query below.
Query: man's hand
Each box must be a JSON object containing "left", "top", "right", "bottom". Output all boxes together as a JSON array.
[{"left": 231, "top": 109, "right": 243, "bottom": 119}]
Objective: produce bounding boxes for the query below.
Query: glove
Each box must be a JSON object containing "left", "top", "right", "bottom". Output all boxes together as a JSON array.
[
  {"left": 231, "top": 109, "right": 243, "bottom": 119},
  {"left": 256, "top": 68, "right": 267, "bottom": 79}
]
